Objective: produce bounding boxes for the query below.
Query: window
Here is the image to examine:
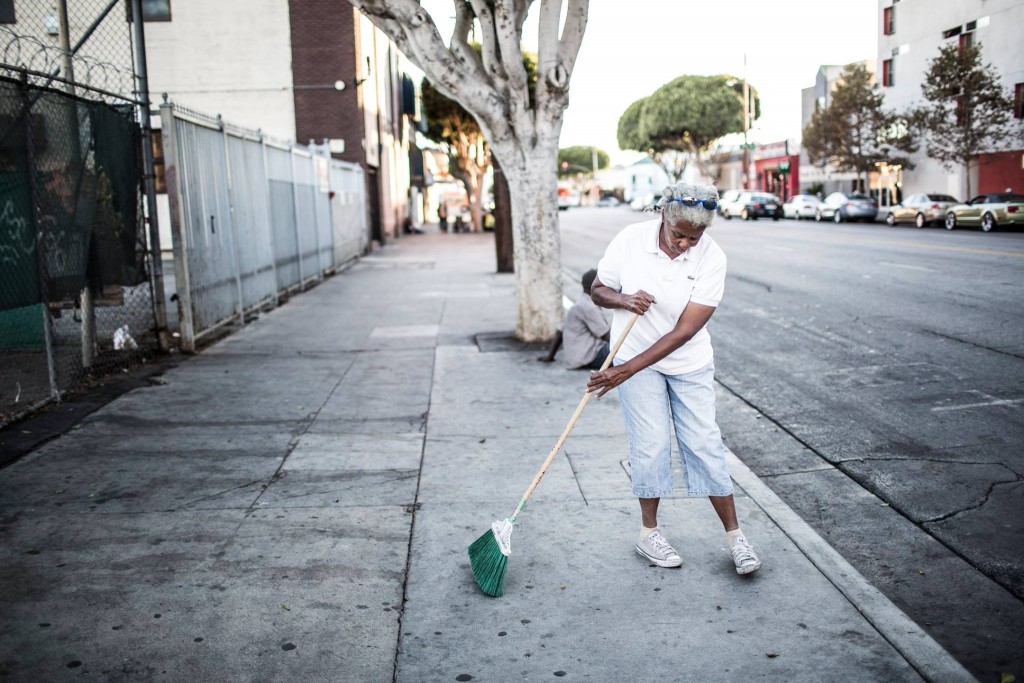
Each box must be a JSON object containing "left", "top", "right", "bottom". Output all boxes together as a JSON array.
[
  {"left": 142, "top": 0, "right": 171, "bottom": 21},
  {"left": 0, "top": 0, "right": 14, "bottom": 24},
  {"left": 959, "top": 31, "right": 974, "bottom": 51},
  {"left": 942, "top": 25, "right": 963, "bottom": 39},
  {"left": 1015, "top": 84, "right": 1023, "bottom": 119},
  {"left": 882, "top": 59, "right": 894, "bottom": 87},
  {"left": 883, "top": 6, "right": 895, "bottom": 35}
]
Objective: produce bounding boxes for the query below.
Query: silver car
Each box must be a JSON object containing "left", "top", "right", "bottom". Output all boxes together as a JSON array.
[
  {"left": 816, "top": 192, "right": 877, "bottom": 223},
  {"left": 783, "top": 194, "right": 822, "bottom": 220},
  {"left": 885, "top": 193, "right": 960, "bottom": 228}
]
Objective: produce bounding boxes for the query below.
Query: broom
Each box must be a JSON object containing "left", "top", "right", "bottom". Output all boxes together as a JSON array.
[{"left": 468, "top": 311, "right": 641, "bottom": 596}]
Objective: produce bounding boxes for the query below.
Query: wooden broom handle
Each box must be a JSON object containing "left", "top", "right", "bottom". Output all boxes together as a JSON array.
[{"left": 510, "top": 311, "right": 641, "bottom": 519}]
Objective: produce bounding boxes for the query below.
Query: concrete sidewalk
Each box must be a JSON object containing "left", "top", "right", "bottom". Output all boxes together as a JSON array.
[{"left": 0, "top": 231, "right": 974, "bottom": 682}]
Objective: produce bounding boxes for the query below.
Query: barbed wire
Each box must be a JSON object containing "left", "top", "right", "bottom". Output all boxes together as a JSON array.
[{"left": 0, "top": 27, "right": 135, "bottom": 99}]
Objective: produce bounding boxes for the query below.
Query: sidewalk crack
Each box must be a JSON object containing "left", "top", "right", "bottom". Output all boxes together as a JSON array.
[
  {"left": 563, "top": 449, "right": 589, "bottom": 505},
  {"left": 391, "top": 298, "right": 442, "bottom": 683}
]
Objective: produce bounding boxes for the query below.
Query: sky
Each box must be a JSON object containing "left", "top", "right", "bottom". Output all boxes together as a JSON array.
[{"left": 418, "top": 0, "right": 879, "bottom": 165}]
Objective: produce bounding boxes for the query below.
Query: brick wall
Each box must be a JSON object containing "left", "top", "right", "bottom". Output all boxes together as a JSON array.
[{"left": 288, "top": 2, "right": 365, "bottom": 167}]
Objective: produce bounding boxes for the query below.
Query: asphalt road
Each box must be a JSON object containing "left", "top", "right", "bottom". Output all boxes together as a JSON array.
[{"left": 559, "top": 205, "right": 1024, "bottom": 681}]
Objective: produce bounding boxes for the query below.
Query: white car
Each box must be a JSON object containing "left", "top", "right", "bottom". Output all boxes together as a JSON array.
[
  {"left": 717, "top": 190, "right": 740, "bottom": 217},
  {"left": 557, "top": 185, "right": 580, "bottom": 211},
  {"left": 783, "top": 194, "right": 822, "bottom": 220}
]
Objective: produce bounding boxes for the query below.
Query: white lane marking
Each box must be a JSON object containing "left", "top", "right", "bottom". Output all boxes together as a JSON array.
[
  {"left": 932, "top": 398, "right": 1024, "bottom": 412},
  {"left": 880, "top": 261, "right": 936, "bottom": 272}
]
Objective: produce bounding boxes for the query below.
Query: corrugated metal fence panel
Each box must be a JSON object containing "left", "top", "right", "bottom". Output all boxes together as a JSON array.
[
  {"left": 265, "top": 145, "right": 301, "bottom": 291},
  {"left": 329, "top": 163, "right": 366, "bottom": 265},
  {"left": 226, "top": 135, "right": 276, "bottom": 310},
  {"left": 291, "top": 152, "right": 320, "bottom": 282},
  {"left": 162, "top": 102, "right": 367, "bottom": 351},
  {"left": 175, "top": 120, "right": 239, "bottom": 333},
  {"left": 313, "top": 156, "right": 334, "bottom": 273}
]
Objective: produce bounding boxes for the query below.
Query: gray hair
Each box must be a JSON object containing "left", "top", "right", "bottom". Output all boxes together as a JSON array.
[{"left": 650, "top": 181, "right": 720, "bottom": 228}]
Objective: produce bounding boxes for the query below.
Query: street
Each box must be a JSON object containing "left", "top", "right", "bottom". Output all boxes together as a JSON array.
[{"left": 559, "top": 205, "right": 1024, "bottom": 677}]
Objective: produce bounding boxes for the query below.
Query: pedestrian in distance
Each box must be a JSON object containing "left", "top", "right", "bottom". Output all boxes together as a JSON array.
[
  {"left": 438, "top": 202, "right": 448, "bottom": 232},
  {"left": 587, "top": 180, "right": 762, "bottom": 575},
  {"left": 537, "top": 269, "right": 611, "bottom": 369}
]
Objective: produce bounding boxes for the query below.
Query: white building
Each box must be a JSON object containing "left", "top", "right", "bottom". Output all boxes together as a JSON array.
[{"left": 877, "top": 0, "right": 1024, "bottom": 198}]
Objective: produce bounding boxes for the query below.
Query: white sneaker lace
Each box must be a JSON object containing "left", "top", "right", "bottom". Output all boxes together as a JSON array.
[
  {"left": 647, "top": 531, "right": 678, "bottom": 559},
  {"left": 731, "top": 538, "right": 758, "bottom": 566}
]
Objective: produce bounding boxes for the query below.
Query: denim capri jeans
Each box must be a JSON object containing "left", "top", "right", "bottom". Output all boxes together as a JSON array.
[{"left": 616, "top": 362, "right": 734, "bottom": 498}]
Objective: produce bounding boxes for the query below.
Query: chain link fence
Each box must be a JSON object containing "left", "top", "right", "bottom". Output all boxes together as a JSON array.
[
  {"left": 160, "top": 102, "right": 366, "bottom": 352},
  {"left": 0, "top": 1, "right": 159, "bottom": 425}
]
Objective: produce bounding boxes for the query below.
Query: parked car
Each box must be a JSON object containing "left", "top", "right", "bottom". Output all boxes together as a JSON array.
[
  {"left": 629, "top": 192, "right": 661, "bottom": 211},
  {"left": 816, "top": 192, "right": 877, "bottom": 223},
  {"left": 717, "top": 190, "right": 741, "bottom": 217},
  {"left": 557, "top": 184, "right": 580, "bottom": 211},
  {"left": 944, "top": 193, "right": 1024, "bottom": 232},
  {"left": 721, "top": 192, "right": 783, "bottom": 221},
  {"left": 885, "top": 193, "right": 960, "bottom": 228},
  {"left": 595, "top": 195, "right": 621, "bottom": 208},
  {"left": 783, "top": 194, "right": 822, "bottom": 220}
]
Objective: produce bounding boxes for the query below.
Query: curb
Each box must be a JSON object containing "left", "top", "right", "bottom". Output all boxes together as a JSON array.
[{"left": 726, "top": 449, "right": 978, "bottom": 683}]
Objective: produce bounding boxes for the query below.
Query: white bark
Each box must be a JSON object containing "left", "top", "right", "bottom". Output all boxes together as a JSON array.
[{"left": 347, "top": 0, "right": 588, "bottom": 341}]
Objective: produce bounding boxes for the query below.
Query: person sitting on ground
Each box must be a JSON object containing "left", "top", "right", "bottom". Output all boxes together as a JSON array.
[{"left": 537, "top": 269, "right": 611, "bottom": 369}]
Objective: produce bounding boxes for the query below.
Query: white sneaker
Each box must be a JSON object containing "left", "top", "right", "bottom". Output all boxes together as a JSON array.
[
  {"left": 730, "top": 537, "right": 762, "bottom": 575},
  {"left": 635, "top": 529, "right": 683, "bottom": 568}
]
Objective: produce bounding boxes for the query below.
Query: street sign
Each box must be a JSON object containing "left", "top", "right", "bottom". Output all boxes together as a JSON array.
[{"left": 740, "top": 143, "right": 756, "bottom": 150}]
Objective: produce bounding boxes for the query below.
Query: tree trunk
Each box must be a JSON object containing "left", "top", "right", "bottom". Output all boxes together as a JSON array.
[
  {"left": 493, "top": 143, "right": 563, "bottom": 342},
  {"left": 492, "top": 157, "right": 514, "bottom": 273},
  {"left": 449, "top": 159, "right": 485, "bottom": 232}
]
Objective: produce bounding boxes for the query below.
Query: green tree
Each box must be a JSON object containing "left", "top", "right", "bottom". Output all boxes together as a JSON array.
[
  {"left": 421, "top": 78, "right": 490, "bottom": 232},
  {"left": 915, "top": 43, "right": 1022, "bottom": 198},
  {"left": 802, "top": 63, "right": 915, "bottom": 191},
  {"left": 617, "top": 74, "right": 759, "bottom": 182},
  {"left": 558, "top": 146, "right": 609, "bottom": 177}
]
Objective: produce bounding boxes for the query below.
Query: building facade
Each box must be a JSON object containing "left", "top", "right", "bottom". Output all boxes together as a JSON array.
[
  {"left": 753, "top": 141, "right": 800, "bottom": 201},
  {"left": 877, "top": 0, "right": 1024, "bottom": 197},
  {"left": 144, "top": 0, "right": 419, "bottom": 246},
  {"left": 799, "top": 62, "right": 877, "bottom": 197}
]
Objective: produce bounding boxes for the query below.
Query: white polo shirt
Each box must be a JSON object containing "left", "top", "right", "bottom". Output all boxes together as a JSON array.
[{"left": 596, "top": 219, "right": 727, "bottom": 375}]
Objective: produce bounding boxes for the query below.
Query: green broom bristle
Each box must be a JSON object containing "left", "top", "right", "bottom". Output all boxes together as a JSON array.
[{"left": 468, "top": 528, "right": 508, "bottom": 597}]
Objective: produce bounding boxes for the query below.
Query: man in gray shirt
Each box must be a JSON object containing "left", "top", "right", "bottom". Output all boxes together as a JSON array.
[{"left": 538, "top": 269, "right": 611, "bottom": 369}]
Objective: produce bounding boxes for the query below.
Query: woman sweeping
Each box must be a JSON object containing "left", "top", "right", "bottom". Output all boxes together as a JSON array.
[{"left": 588, "top": 181, "right": 761, "bottom": 575}]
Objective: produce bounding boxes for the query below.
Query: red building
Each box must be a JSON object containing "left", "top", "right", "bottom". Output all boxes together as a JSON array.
[{"left": 754, "top": 142, "right": 800, "bottom": 201}]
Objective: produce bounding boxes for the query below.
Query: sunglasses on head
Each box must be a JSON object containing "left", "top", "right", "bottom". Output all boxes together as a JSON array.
[{"left": 669, "top": 196, "right": 718, "bottom": 211}]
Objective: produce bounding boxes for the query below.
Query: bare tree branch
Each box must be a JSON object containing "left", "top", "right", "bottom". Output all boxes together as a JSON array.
[
  {"left": 451, "top": 0, "right": 487, "bottom": 81},
  {"left": 492, "top": 0, "right": 532, "bottom": 101},
  {"left": 558, "top": 0, "right": 588, "bottom": 78},
  {"left": 467, "top": 0, "right": 506, "bottom": 82},
  {"left": 535, "top": 0, "right": 566, "bottom": 126},
  {"left": 351, "top": 0, "right": 488, "bottom": 110}
]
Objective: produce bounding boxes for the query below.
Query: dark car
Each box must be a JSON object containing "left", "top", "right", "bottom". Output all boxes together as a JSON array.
[
  {"left": 817, "top": 192, "right": 877, "bottom": 223},
  {"left": 722, "top": 191, "right": 783, "bottom": 221}
]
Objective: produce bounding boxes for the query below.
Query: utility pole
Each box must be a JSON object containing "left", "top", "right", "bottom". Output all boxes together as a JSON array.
[
  {"left": 131, "top": 0, "right": 171, "bottom": 351},
  {"left": 57, "top": 0, "right": 96, "bottom": 370},
  {"left": 742, "top": 53, "right": 751, "bottom": 191}
]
